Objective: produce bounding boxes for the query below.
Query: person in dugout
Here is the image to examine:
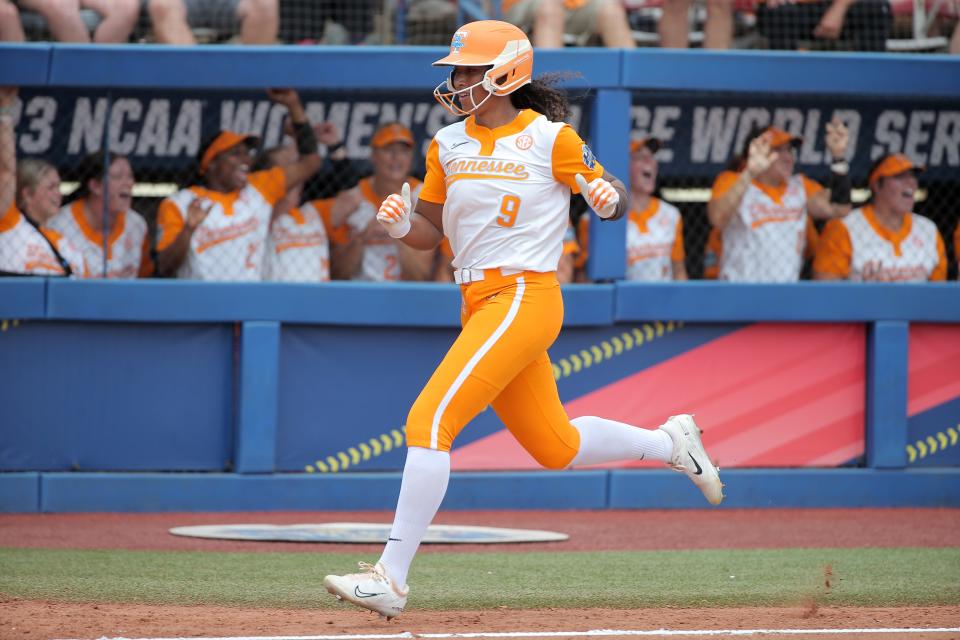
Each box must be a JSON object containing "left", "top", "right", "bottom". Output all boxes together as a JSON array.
[
  {"left": 0, "top": 86, "right": 85, "bottom": 277},
  {"left": 813, "top": 153, "right": 947, "bottom": 282},
  {"left": 47, "top": 151, "right": 153, "bottom": 278},
  {"left": 155, "top": 89, "right": 320, "bottom": 281},
  {"left": 576, "top": 136, "right": 688, "bottom": 281},
  {"left": 706, "top": 122, "right": 852, "bottom": 282}
]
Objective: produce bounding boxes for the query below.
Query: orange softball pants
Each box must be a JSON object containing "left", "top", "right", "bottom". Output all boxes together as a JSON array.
[{"left": 405, "top": 269, "right": 581, "bottom": 469}]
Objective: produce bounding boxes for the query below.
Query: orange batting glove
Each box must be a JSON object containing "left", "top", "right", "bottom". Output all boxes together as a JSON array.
[
  {"left": 376, "top": 182, "right": 412, "bottom": 238},
  {"left": 575, "top": 173, "right": 618, "bottom": 219}
]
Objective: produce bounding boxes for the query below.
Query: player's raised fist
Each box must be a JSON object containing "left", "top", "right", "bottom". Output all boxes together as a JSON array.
[
  {"left": 575, "top": 173, "right": 618, "bottom": 219},
  {"left": 377, "top": 182, "right": 412, "bottom": 238}
]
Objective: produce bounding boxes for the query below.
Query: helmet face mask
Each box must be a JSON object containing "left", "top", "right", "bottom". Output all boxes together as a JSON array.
[{"left": 432, "top": 20, "right": 533, "bottom": 117}]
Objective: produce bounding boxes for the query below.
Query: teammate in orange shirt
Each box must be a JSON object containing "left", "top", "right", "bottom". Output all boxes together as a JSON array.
[
  {"left": 323, "top": 20, "right": 723, "bottom": 620},
  {"left": 813, "top": 153, "right": 946, "bottom": 282},
  {"left": 707, "top": 122, "right": 852, "bottom": 282},
  {"left": 155, "top": 89, "right": 321, "bottom": 281},
  {"left": 0, "top": 86, "right": 85, "bottom": 277},
  {"left": 48, "top": 152, "right": 153, "bottom": 278}
]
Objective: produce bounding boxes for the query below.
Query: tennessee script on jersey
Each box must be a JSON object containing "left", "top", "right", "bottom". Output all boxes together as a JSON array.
[{"left": 418, "top": 109, "right": 604, "bottom": 273}]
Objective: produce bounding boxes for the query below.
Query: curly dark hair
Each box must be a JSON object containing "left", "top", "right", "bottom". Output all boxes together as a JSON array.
[{"left": 510, "top": 73, "right": 575, "bottom": 123}]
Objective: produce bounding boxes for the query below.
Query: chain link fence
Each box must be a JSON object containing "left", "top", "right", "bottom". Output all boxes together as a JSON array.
[
  {"left": 2, "top": 83, "right": 956, "bottom": 282},
  {"left": 5, "top": 0, "right": 956, "bottom": 50}
]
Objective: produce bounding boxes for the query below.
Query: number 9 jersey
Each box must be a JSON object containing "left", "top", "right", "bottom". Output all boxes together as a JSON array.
[{"left": 417, "top": 109, "right": 605, "bottom": 273}]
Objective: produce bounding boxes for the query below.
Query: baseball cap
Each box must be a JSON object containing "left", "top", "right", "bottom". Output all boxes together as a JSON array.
[
  {"left": 199, "top": 131, "right": 260, "bottom": 175},
  {"left": 371, "top": 123, "right": 414, "bottom": 149},
  {"left": 630, "top": 136, "right": 662, "bottom": 154},
  {"left": 868, "top": 153, "right": 924, "bottom": 186},
  {"left": 764, "top": 126, "right": 802, "bottom": 149}
]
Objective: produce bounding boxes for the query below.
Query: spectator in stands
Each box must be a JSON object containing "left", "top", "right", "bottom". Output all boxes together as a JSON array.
[
  {"left": 813, "top": 153, "right": 946, "bottom": 281},
  {"left": 499, "top": 0, "right": 636, "bottom": 48},
  {"left": 706, "top": 120, "right": 852, "bottom": 282},
  {"left": 330, "top": 122, "right": 435, "bottom": 281},
  {"left": 577, "top": 137, "right": 688, "bottom": 280},
  {"left": 0, "top": 1, "right": 26, "bottom": 41},
  {"left": 256, "top": 140, "right": 361, "bottom": 282},
  {"left": 756, "top": 0, "right": 891, "bottom": 51},
  {"left": 155, "top": 89, "right": 320, "bottom": 281},
  {"left": 658, "top": 0, "right": 734, "bottom": 49},
  {"left": 13, "top": 0, "right": 139, "bottom": 42},
  {"left": 0, "top": 86, "right": 86, "bottom": 277},
  {"left": 148, "top": 0, "right": 278, "bottom": 44},
  {"left": 46, "top": 152, "right": 153, "bottom": 278}
]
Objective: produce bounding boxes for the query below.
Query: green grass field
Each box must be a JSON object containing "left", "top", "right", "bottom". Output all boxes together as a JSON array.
[{"left": 2, "top": 547, "right": 958, "bottom": 610}]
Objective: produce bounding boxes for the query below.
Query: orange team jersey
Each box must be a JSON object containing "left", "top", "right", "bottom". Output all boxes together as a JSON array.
[
  {"left": 46, "top": 200, "right": 153, "bottom": 278},
  {"left": 575, "top": 197, "right": 684, "bottom": 281},
  {"left": 419, "top": 108, "right": 604, "bottom": 273},
  {"left": 703, "top": 217, "right": 819, "bottom": 279},
  {"left": 0, "top": 204, "right": 86, "bottom": 276},
  {"left": 263, "top": 199, "right": 337, "bottom": 282},
  {"left": 331, "top": 176, "right": 423, "bottom": 281},
  {"left": 711, "top": 170, "right": 823, "bottom": 282},
  {"left": 814, "top": 205, "right": 946, "bottom": 282},
  {"left": 155, "top": 167, "right": 286, "bottom": 281}
]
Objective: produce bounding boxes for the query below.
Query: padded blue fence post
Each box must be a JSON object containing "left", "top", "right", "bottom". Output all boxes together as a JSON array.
[
  {"left": 236, "top": 321, "right": 280, "bottom": 473},
  {"left": 586, "top": 87, "right": 629, "bottom": 281},
  {"left": 866, "top": 320, "right": 909, "bottom": 469}
]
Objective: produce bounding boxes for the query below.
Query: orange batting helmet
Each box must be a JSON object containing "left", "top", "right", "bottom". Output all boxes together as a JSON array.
[{"left": 432, "top": 20, "right": 534, "bottom": 116}]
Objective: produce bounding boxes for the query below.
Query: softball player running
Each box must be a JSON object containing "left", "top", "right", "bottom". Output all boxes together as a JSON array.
[{"left": 323, "top": 20, "right": 723, "bottom": 619}]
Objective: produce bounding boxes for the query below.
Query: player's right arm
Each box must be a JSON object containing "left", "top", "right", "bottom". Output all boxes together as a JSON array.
[
  {"left": 156, "top": 195, "right": 211, "bottom": 277},
  {"left": 707, "top": 134, "right": 776, "bottom": 228},
  {"left": 377, "top": 138, "right": 444, "bottom": 251}
]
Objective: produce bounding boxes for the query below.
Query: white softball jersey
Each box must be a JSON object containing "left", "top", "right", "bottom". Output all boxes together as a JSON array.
[
  {"left": 263, "top": 200, "right": 332, "bottom": 282},
  {"left": 715, "top": 172, "right": 819, "bottom": 283},
  {"left": 341, "top": 177, "right": 423, "bottom": 282},
  {"left": 47, "top": 200, "right": 151, "bottom": 279},
  {"left": 156, "top": 167, "right": 285, "bottom": 281},
  {"left": 625, "top": 197, "right": 684, "bottom": 281},
  {"left": 829, "top": 206, "right": 945, "bottom": 282},
  {"left": 418, "top": 109, "right": 605, "bottom": 273},
  {"left": 0, "top": 205, "right": 85, "bottom": 276}
]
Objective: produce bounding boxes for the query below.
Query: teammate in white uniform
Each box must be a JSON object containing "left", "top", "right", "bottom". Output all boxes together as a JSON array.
[
  {"left": 0, "top": 87, "right": 84, "bottom": 277},
  {"left": 48, "top": 153, "right": 153, "bottom": 278},
  {"left": 257, "top": 144, "right": 361, "bottom": 282},
  {"left": 707, "top": 123, "right": 853, "bottom": 282},
  {"left": 155, "top": 89, "right": 321, "bottom": 281},
  {"left": 813, "top": 154, "right": 946, "bottom": 282},
  {"left": 323, "top": 20, "right": 724, "bottom": 620},
  {"left": 331, "top": 123, "right": 435, "bottom": 281},
  {"left": 577, "top": 136, "right": 687, "bottom": 281}
]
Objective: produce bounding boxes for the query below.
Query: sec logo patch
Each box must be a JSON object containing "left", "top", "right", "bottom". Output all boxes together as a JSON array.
[
  {"left": 516, "top": 134, "right": 533, "bottom": 150},
  {"left": 582, "top": 144, "right": 596, "bottom": 169}
]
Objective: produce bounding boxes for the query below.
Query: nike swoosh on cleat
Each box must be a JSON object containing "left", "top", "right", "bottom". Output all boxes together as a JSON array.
[
  {"left": 688, "top": 452, "right": 703, "bottom": 475},
  {"left": 354, "top": 585, "right": 385, "bottom": 598}
]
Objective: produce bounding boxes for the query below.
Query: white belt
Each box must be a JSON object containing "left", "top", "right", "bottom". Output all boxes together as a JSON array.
[{"left": 453, "top": 267, "right": 523, "bottom": 285}]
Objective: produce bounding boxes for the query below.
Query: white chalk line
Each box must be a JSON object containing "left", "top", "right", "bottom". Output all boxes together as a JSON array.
[{"left": 68, "top": 626, "right": 960, "bottom": 640}]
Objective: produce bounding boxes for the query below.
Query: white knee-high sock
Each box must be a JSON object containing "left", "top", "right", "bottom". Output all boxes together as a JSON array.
[
  {"left": 569, "top": 415, "right": 673, "bottom": 466},
  {"left": 378, "top": 446, "right": 450, "bottom": 589}
]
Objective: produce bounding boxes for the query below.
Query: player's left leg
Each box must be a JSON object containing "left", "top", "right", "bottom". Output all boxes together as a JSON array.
[{"left": 492, "top": 354, "right": 723, "bottom": 504}]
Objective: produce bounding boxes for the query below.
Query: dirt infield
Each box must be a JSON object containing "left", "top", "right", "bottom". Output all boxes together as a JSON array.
[{"left": 2, "top": 508, "right": 959, "bottom": 640}]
